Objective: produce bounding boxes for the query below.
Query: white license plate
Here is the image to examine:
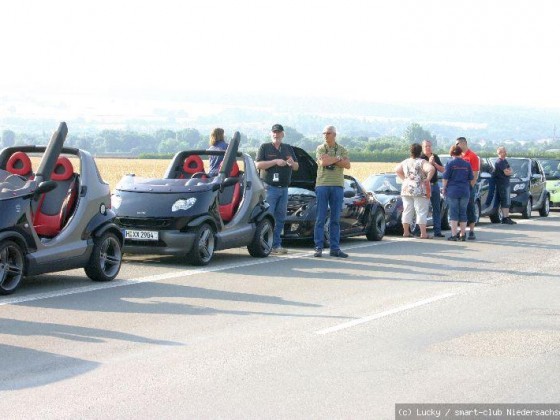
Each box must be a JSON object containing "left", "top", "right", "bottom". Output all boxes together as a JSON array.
[{"left": 125, "top": 230, "right": 159, "bottom": 241}]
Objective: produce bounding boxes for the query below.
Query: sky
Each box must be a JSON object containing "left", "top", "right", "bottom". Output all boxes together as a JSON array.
[{"left": 1, "top": 0, "right": 560, "bottom": 111}]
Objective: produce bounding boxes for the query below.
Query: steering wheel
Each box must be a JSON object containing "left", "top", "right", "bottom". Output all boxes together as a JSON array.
[{"left": 191, "top": 172, "right": 208, "bottom": 179}]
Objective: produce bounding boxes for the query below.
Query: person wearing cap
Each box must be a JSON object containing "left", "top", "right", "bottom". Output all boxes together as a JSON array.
[
  {"left": 456, "top": 136, "right": 480, "bottom": 240},
  {"left": 256, "top": 124, "right": 299, "bottom": 254},
  {"left": 313, "top": 125, "right": 351, "bottom": 258}
]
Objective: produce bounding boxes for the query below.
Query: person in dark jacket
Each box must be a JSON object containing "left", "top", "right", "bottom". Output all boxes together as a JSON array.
[
  {"left": 442, "top": 145, "right": 474, "bottom": 241},
  {"left": 494, "top": 146, "right": 516, "bottom": 224},
  {"left": 207, "top": 128, "right": 228, "bottom": 177}
]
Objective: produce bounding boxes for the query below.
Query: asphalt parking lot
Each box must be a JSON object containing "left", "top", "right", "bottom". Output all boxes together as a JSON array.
[{"left": 1, "top": 212, "right": 559, "bottom": 419}]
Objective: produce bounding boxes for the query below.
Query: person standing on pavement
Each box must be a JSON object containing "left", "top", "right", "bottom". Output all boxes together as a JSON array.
[
  {"left": 494, "top": 146, "right": 516, "bottom": 225},
  {"left": 395, "top": 143, "right": 436, "bottom": 239},
  {"left": 456, "top": 137, "right": 480, "bottom": 240},
  {"left": 313, "top": 125, "right": 351, "bottom": 258},
  {"left": 420, "top": 139, "right": 445, "bottom": 237},
  {"left": 256, "top": 124, "right": 299, "bottom": 255},
  {"left": 442, "top": 145, "right": 473, "bottom": 241}
]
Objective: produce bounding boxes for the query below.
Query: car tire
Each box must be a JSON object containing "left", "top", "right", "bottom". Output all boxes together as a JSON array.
[
  {"left": 539, "top": 195, "right": 550, "bottom": 217},
  {"left": 474, "top": 199, "right": 481, "bottom": 225},
  {"left": 521, "top": 198, "right": 532, "bottom": 219},
  {"left": 187, "top": 223, "right": 215, "bottom": 266},
  {"left": 0, "top": 240, "right": 25, "bottom": 295},
  {"left": 85, "top": 232, "right": 122, "bottom": 282},
  {"left": 248, "top": 218, "right": 273, "bottom": 258},
  {"left": 440, "top": 206, "right": 450, "bottom": 230},
  {"left": 366, "top": 208, "right": 386, "bottom": 241}
]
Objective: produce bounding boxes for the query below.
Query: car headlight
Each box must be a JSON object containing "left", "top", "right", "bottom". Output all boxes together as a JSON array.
[
  {"left": 513, "top": 183, "right": 526, "bottom": 191},
  {"left": 172, "top": 198, "right": 197, "bottom": 212},
  {"left": 111, "top": 194, "right": 122, "bottom": 210}
]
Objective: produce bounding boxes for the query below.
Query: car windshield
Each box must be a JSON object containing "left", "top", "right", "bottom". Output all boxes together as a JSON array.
[
  {"left": 489, "top": 158, "right": 529, "bottom": 179},
  {"left": 539, "top": 159, "right": 560, "bottom": 180},
  {"left": 362, "top": 174, "right": 400, "bottom": 193}
]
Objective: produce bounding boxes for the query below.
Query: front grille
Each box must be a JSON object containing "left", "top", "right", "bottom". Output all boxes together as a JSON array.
[
  {"left": 124, "top": 239, "right": 167, "bottom": 247},
  {"left": 116, "top": 217, "right": 173, "bottom": 229}
]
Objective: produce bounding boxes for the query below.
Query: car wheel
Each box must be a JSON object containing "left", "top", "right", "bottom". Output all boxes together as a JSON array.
[
  {"left": 473, "top": 199, "right": 481, "bottom": 224},
  {"left": 366, "top": 208, "right": 386, "bottom": 241},
  {"left": 0, "top": 241, "right": 25, "bottom": 295},
  {"left": 539, "top": 195, "right": 550, "bottom": 217},
  {"left": 521, "top": 198, "right": 532, "bottom": 219},
  {"left": 85, "top": 232, "right": 122, "bottom": 282},
  {"left": 440, "top": 206, "right": 450, "bottom": 230},
  {"left": 489, "top": 206, "right": 503, "bottom": 223},
  {"left": 187, "top": 223, "right": 215, "bottom": 266},
  {"left": 248, "top": 218, "right": 273, "bottom": 258}
]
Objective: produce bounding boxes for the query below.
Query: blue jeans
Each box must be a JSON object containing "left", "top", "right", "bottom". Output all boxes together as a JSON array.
[
  {"left": 430, "top": 184, "right": 441, "bottom": 235},
  {"left": 314, "top": 186, "right": 343, "bottom": 251},
  {"left": 266, "top": 185, "right": 288, "bottom": 249},
  {"left": 447, "top": 196, "right": 469, "bottom": 222}
]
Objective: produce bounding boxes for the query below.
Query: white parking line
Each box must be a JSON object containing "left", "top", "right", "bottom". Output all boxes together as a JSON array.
[
  {"left": 315, "top": 292, "right": 456, "bottom": 335},
  {"left": 0, "top": 240, "right": 396, "bottom": 306}
]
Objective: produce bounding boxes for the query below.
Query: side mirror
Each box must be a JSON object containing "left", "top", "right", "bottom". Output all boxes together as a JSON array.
[
  {"left": 532, "top": 173, "right": 542, "bottom": 180},
  {"left": 35, "top": 180, "right": 57, "bottom": 195}
]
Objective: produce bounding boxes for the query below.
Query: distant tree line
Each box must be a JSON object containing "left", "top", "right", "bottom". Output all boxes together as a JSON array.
[{"left": 2, "top": 123, "right": 560, "bottom": 161}]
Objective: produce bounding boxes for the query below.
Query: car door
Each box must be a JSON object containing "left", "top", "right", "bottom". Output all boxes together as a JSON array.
[
  {"left": 530, "top": 159, "right": 545, "bottom": 208},
  {"left": 479, "top": 158, "right": 497, "bottom": 216},
  {"left": 340, "top": 176, "right": 367, "bottom": 235}
]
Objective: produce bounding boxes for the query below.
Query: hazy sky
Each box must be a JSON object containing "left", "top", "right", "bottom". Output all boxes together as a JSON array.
[{"left": 1, "top": 0, "right": 559, "bottom": 108}]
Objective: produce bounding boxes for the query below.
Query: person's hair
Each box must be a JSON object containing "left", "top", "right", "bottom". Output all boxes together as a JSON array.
[
  {"left": 422, "top": 139, "right": 432, "bottom": 146},
  {"left": 322, "top": 125, "right": 337, "bottom": 134},
  {"left": 209, "top": 128, "right": 225, "bottom": 146},
  {"left": 497, "top": 146, "right": 506, "bottom": 153},
  {"left": 456, "top": 136, "right": 467, "bottom": 144},
  {"left": 450, "top": 145, "right": 463, "bottom": 156},
  {"left": 410, "top": 143, "right": 422, "bottom": 158}
]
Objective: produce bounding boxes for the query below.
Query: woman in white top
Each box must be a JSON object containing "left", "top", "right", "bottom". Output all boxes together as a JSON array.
[{"left": 395, "top": 143, "right": 436, "bottom": 239}]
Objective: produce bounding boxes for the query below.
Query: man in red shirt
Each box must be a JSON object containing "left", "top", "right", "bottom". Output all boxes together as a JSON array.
[{"left": 456, "top": 137, "right": 479, "bottom": 240}]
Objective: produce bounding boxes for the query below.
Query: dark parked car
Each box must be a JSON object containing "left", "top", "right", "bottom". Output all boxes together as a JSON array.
[
  {"left": 483, "top": 157, "right": 550, "bottom": 219},
  {"left": 362, "top": 173, "right": 450, "bottom": 233},
  {"left": 0, "top": 122, "right": 123, "bottom": 294},
  {"left": 280, "top": 147, "right": 386, "bottom": 244},
  {"left": 112, "top": 133, "right": 274, "bottom": 265},
  {"left": 536, "top": 158, "right": 560, "bottom": 208}
]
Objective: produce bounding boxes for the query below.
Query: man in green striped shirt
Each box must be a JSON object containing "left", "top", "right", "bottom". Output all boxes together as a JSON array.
[{"left": 313, "top": 125, "right": 351, "bottom": 258}]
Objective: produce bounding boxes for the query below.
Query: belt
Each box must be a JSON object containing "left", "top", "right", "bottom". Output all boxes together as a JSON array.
[{"left": 265, "top": 184, "right": 287, "bottom": 188}]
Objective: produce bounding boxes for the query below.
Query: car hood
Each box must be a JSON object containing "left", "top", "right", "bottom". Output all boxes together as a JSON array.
[
  {"left": 290, "top": 147, "right": 317, "bottom": 190},
  {"left": 372, "top": 192, "right": 401, "bottom": 206},
  {"left": 116, "top": 175, "right": 218, "bottom": 193}
]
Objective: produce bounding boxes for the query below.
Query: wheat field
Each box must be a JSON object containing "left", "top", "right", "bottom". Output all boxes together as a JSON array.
[{"left": 94, "top": 159, "right": 397, "bottom": 191}]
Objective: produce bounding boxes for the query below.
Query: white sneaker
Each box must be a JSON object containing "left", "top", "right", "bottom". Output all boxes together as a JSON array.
[{"left": 271, "top": 247, "right": 288, "bottom": 255}]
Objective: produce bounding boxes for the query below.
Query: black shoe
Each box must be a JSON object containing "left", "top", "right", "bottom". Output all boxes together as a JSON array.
[
  {"left": 502, "top": 217, "right": 516, "bottom": 225},
  {"left": 460, "top": 234, "right": 466, "bottom": 242},
  {"left": 447, "top": 235, "right": 458, "bottom": 241},
  {"left": 314, "top": 248, "right": 322, "bottom": 258},
  {"left": 434, "top": 233, "right": 445, "bottom": 237},
  {"left": 468, "top": 231, "right": 476, "bottom": 240},
  {"left": 330, "top": 250, "right": 348, "bottom": 258}
]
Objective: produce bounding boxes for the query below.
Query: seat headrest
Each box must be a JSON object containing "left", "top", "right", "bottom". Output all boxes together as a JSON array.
[
  {"left": 6, "top": 152, "right": 33, "bottom": 176},
  {"left": 219, "top": 161, "right": 240, "bottom": 177},
  {"left": 182, "top": 155, "right": 204, "bottom": 174},
  {"left": 51, "top": 157, "right": 74, "bottom": 181}
]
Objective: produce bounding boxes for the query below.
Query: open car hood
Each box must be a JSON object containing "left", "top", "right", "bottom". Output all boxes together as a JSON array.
[{"left": 290, "top": 147, "right": 317, "bottom": 190}]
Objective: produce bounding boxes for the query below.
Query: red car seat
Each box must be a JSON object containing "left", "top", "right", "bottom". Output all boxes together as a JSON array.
[
  {"left": 6, "top": 152, "right": 33, "bottom": 178},
  {"left": 179, "top": 155, "right": 205, "bottom": 179},
  {"left": 218, "top": 161, "right": 241, "bottom": 222},
  {"left": 34, "top": 157, "right": 79, "bottom": 237}
]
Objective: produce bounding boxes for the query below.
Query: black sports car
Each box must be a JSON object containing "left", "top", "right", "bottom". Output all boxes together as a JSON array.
[
  {"left": 112, "top": 133, "right": 275, "bottom": 265},
  {"left": 362, "top": 172, "right": 450, "bottom": 234},
  {"left": 280, "top": 147, "right": 386, "bottom": 244}
]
